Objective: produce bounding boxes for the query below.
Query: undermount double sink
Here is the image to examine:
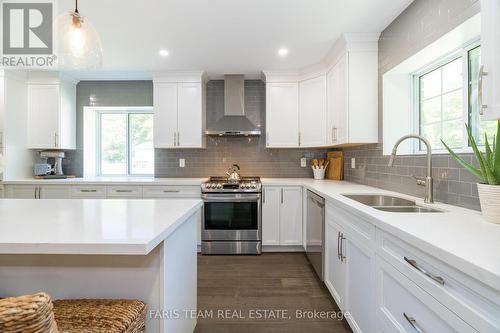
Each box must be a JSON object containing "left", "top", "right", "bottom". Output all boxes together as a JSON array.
[{"left": 343, "top": 194, "right": 443, "bottom": 213}]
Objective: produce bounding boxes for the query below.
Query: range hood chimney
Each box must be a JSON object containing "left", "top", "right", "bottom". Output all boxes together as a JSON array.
[{"left": 205, "top": 75, "right": 261, "bottom": 136}]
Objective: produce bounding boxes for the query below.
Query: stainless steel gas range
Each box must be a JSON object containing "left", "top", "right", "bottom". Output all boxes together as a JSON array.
[{"left": 201, "top": 176, "right": 262, "bottom": 255}]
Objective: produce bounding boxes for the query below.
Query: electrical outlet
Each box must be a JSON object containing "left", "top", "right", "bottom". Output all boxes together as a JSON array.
[
  {"left": 351, "top": 158, "right": 356, "bottom": 169},
  {"left": 300, "top": 157, "right": 307, "bottom": 167},
  {"left": 179, "top": 159, "right": 185, "bottom": 168}
]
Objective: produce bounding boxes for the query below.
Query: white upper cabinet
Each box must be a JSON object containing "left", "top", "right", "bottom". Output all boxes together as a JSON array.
[
  {"left": 264, "top": 33, "right": 379, "bottom": 148},
  {"left": 265, "top": 82, "right": 299, "bottom": 147},
  {"left": 153, "top": 72, "right": 206, "bottom": 149},
  {"left": 27, "top": 76, "right": 76, "bottom": 150},
  {"left": 177, "top": 83, "right": 204, "bottom": 148},
  {"left": 154, "top": 83, "right": 177, "bottom": 148},
  {"left": 299, "top": 75, "right": 327, "bottom": 147},
  {"left": 326, "top": 34, "right": 379, "bottom": 146},
  {"left": 327, "top": 54, "right": 348, "bottom": 145},
  {"left": 481, "top": 0, "right": 500, "bottom": 120}
]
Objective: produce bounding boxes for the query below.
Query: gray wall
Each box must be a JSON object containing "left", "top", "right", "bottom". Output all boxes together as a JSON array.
[
  {"left": 70, "top": 80, "right": 325, "bottom": 178},
  {"left": 155, "top": 80, "right": 326, "bottom": 178},
  {"left": 342, "top": 0, "right": 482, "bottom": 210}
]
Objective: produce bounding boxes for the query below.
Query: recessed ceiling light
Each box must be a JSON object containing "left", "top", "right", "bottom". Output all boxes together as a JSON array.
[
  {"left": 278, "top": 48, "right": 289, "bottom": 56},
  {"left": 159, "top": 49, "right": 169, "bottom": 57}
]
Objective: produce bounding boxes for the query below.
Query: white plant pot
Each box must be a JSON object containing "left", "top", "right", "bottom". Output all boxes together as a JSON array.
[{"left": 477, "top": 183, "right": 500, "bottom": 224}]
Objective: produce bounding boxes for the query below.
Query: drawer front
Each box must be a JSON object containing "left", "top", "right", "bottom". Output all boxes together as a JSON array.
[
  {"left": 71, "top": 185, "right": 107, "bottom": 198},
  {"left": 377, "top": 230, "right": 500, "bottom": 332},
  {"left": 326, "top": 200, "right": 375, "bottom": 242},
  {"left": 377, "top": 257, "right": 476, "bottom": 333},
  {"left": 106, "top": 185, "right": 143, "bottom": 198},
  {"left": 142, "top": 186, "right": 201, "bottom": 198}
]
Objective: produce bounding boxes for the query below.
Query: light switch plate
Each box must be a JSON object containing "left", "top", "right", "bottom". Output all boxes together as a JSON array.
[
  {"left": 179, "top": 159, "right": 185, "bottom": 168},
  {"left": 300, "top": 157, "right": 307, "bottom": 167},
  {"left": 351, "top": 158, "right": 356, "bottom": 169}
]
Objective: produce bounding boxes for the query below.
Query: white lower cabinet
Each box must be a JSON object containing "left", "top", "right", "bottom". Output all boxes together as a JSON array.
[
  {"left": 376, "top": 257, "right": 476, "bottom": 332},
  {"left": 324, "top": 200, "right": 498, "bottom": 333},
  {"left": 39, "top": 186, "right": 71, "bottom": 199},
  {"left": 325, "top": 202, "right": 374, "bottom": 333},
  {"left": 71, "top": 185, "right": 107, "bottom": 198},
  {"left": 325, "top": 218, "right": 346, "bottom": 309},
  {"left": 262, "top": 186, "right": 302, "bottom": 246},
  {"left": 5, "top": 185, "right": 70, "bottom": 199},
  {"left": 5, "top": 185, "right": 38, "bottom": 198},
  {"left": 106, "top": 185, "right": 142, "bottom": 198}
]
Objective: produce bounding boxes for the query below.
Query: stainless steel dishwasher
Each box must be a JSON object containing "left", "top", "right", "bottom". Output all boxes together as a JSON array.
[{"left": 306, "top": 190, "right": 325, "bottom": 281}]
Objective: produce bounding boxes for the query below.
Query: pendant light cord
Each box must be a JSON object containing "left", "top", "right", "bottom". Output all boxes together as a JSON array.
[{"left": 75, "top": 0, "right": 79, "bottom": 14}]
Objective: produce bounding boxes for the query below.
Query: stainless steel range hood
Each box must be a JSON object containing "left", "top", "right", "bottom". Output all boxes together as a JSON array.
[{"left": 205, "top": 75, "right": 261, "bottom": 136}]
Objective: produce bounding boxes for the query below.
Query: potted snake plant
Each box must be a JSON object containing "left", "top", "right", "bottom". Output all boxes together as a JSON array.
[{"left": 441, "top": 120, "right": 500, "bottom": 223}]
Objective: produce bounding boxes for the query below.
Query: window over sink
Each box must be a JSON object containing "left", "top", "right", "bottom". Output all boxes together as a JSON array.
[
  {"left": 414, "top": 43, "right": 496, "bottom": 152},
  {"left": 382, "top": 13, "right": 494, "bottom": 155}
]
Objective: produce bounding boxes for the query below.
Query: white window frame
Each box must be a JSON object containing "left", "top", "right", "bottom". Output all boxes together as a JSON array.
[
  {"left": 94, "top": 106, "right": 154, "bottom": 177},
  {"left": 411, "top": 39, "right": 481, "bottom": 154}
]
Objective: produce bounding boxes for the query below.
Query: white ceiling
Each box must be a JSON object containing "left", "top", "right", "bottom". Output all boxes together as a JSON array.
[{"left": 58, "top": 0, "right": 414, "bottom": 80}]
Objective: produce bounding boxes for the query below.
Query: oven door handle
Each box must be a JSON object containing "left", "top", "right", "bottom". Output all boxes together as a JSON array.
[{"left": 202, "top": 194, "right": 261, "bottom": 202}]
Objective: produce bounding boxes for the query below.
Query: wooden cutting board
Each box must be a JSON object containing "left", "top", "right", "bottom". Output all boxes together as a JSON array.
[{"left": 326, "top": 151, "right": 343, "bottom": 180}]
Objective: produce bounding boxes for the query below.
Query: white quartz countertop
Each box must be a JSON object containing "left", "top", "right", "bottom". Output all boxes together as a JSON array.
[
  {"left": 0, "top": 199, "right": 203, "bottom": 255},
  {"left": 1, "top": 177, "right": 208, "bottom": 185},
  {"left": 263, "top": 178, "right": 500, "bottom": 291}
]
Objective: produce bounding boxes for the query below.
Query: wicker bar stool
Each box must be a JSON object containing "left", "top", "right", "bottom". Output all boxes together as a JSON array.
[{"left": 0, "top": 292, "right": 146, "bottom": 333}]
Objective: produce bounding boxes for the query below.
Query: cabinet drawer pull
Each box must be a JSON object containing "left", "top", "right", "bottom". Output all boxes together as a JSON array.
[
  {"left": 163, "top": 190, "right": 180, "bottom": 193},
  {"left": 403, "top": 313, "right": 425, "bottom": 333},
  {"left": 80, "top": 189, "right": 97, "bottom": 193},
  {"left": 404, "top": 257, "right": 444, "bottom": 285},
  {"left": 115, "top": 189, "right": 133, "bottom": 193}
]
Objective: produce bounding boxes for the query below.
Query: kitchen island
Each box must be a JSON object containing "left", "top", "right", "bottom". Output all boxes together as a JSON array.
[{"left": 0, "top": 198, "right": 203, "bottom": 333}]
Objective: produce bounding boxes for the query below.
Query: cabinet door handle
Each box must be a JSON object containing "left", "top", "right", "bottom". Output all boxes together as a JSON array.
[
  {"left": 54, "top": 132, "right": 58, "bottom": 147},
  {"left": 298, "top": 132, "right": 301, "bottom": 146},
  {"left": 115, "top": 189, "right": 133, "bottom": 193},
  {"left": 174, "top": 132, "right": 177, "bottom": 146},
  {"left": 280, "top": 188, "right": 283, "bottom": 204},
  {"left": 404, "top": 257, "right": 444, "bottom": 285},
  {"left": 263, "top": 189, "right": 266, "bottom": 203},
  {"left": 177, "top": 132, "right": 180, "bottom": 146},
  {"left": 163, "top": 190, "right": 180, "bottom": 193},
  {"left": 34, "top": 187, "right": 37, "bottom": 199},
  {"left": 337, "top": 232, "right": 341, "bottom": 260},
  {"left": 266, "top": 132, "right": 269, "bottom": 146},
  {"left": 478, "top": 65, "right": 488, "bottom": 115},
  {"left": 38, "top": 187, "right": 42, "bottom": 199},
  {"left": 403, "top": 313, "right": 425, "bottom": 333},
  {"left": 80, "top": 189, "right": 97, "bottom": 193},
  {"left": 340, "top": 233, "right": 346, "bottom": 262}
]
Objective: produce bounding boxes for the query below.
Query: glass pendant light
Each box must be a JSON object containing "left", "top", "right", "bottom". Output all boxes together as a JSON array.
[{"left": 54, "top": 0, "right": 102, "bottom": 69}]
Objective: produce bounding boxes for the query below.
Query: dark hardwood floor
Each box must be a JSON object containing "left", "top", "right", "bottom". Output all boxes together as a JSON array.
[{"left": 195, "top": 253, "right": 352, "bottom": 333}]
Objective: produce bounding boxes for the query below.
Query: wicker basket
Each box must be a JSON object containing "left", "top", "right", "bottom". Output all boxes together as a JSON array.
[
  {"left": 53, "top": 299, "right": 146, "bottom": 333},
  {"left": 0, "top": 293, "right": 146, "bottom": 333},
  {"left": 0, "top": 292, "right": 58, "bottom": 333}
]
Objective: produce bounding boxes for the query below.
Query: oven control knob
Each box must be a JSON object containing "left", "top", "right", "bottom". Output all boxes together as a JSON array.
[
  {"left": 251, "top": 184, "right": 257, "bottom": 189},
  {"left": 210, "top": 183, "right": 216, "bottom": 189},
  {"left": 216, "top": 184, "right": 222, "bottom": 189}
]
